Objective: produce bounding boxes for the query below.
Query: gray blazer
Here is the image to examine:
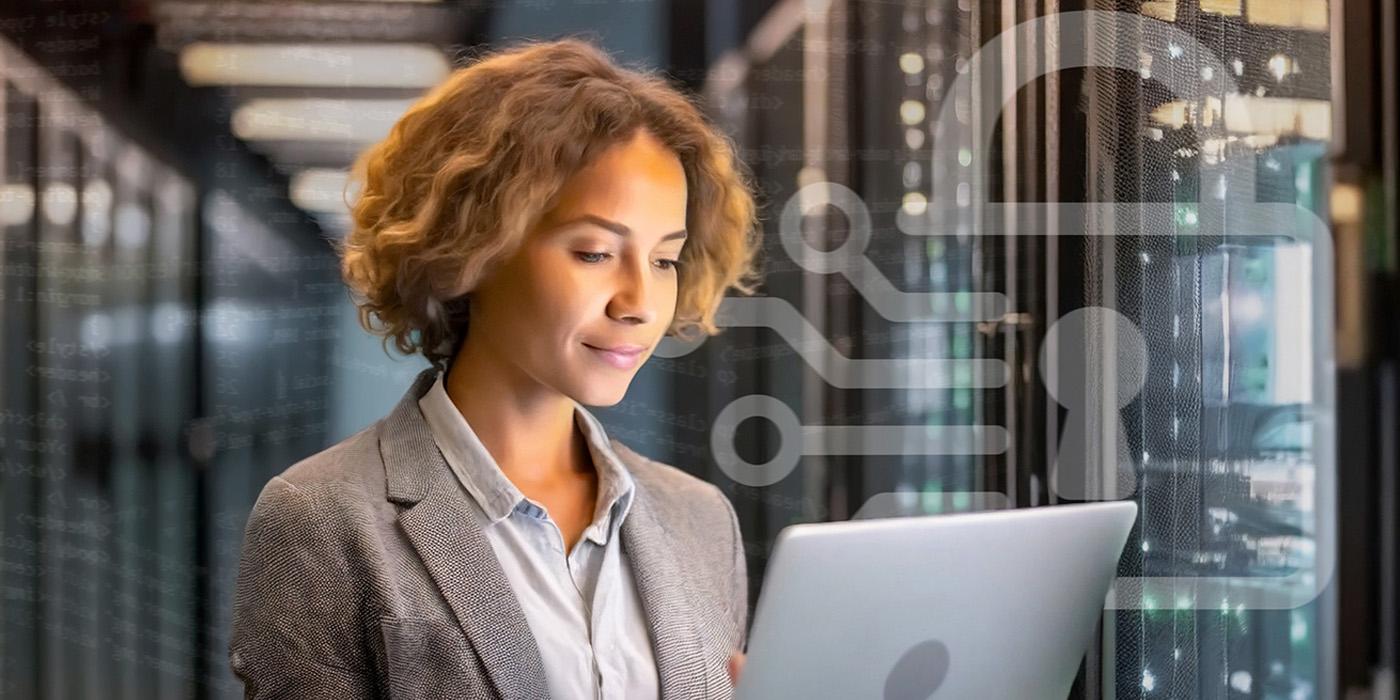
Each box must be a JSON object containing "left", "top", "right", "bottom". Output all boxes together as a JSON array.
[{"left": 228, "top": 367, "right": 749, "bottom": 699}]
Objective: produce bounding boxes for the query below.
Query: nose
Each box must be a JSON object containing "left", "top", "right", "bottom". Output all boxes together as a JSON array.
[{"left": 606, "top": 254, "right": 657, "bottom": 326}]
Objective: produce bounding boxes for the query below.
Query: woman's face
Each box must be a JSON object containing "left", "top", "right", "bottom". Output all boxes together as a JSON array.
[{"left": 464, "top": 128, "right": 689, "bottom": 407}]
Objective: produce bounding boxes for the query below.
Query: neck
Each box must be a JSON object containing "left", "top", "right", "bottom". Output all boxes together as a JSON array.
[{"left": 444, "top": 335, "right": 593, "bottom": 487}]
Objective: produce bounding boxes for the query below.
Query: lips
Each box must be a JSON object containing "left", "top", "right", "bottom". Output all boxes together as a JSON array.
[{"left": 584, "top": 342, "right": 645, "bottom": 369}]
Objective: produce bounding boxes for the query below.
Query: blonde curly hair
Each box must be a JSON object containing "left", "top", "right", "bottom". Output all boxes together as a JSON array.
[{"left": 334, "top": 37, "right": 765, "bottom": 372}]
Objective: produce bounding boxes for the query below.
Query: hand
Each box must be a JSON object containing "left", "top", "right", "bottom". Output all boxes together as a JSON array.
[{"left": 727, "top": 651, "right": 746, "bottom": 687}]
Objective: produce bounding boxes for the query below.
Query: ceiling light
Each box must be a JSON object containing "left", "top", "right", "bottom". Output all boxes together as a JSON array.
[
  {"left": 180, "top": 43, "right": 449, "bottom": 88},
  {"left": 231, "top": 98, "right": 413, "bottom": 142},
  {"left": 290, "top": 169, "right": 361, "bottom": 214}
]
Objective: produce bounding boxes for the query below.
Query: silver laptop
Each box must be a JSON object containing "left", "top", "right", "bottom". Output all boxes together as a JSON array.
[{"left": 734, "top": 501, "right": 1138, "bottom": 699}]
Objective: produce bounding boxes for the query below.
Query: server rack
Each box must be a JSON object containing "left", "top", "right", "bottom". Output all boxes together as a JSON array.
[
  {"left": 0, "top": 34, "right": 342, "bottom": 698},
  {"left": 704, "top": 1, "right": 1344, "bottom": 698}
]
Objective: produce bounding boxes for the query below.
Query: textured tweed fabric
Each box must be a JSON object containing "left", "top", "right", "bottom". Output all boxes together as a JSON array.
[{"left": 228, "top": 367, "right": 748, "bottom": 699}]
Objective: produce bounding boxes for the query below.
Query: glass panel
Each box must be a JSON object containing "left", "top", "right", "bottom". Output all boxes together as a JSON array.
[
  {"left": 710, "top": 2, "right": 1337, "bottom": 698},
  {"left": 0, "top": 76, "right": 40, "bottom": 700},
  {"left": 1083, "top": 8, "right": 1335, "bottom": 699}
]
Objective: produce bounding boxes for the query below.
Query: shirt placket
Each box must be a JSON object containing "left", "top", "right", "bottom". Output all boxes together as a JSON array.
[
  {"left": 534, "top": 503, "right": 608, "bottom": 700},
  {"left": 590, "top": 524, "right": 624, "bottom": 699}
]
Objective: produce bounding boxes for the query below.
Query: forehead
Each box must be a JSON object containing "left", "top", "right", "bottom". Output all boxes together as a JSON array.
[{"left": 540, "top": 131, "right": 689, "bottom": 231}]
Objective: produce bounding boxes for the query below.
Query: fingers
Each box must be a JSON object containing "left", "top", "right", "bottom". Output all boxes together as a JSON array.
[{"left": 727, "top": 651, "right": 747, "bottom": 686}]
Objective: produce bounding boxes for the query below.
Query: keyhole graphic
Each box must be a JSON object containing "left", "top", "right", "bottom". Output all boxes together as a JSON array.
[{"left": 1039, "top": 307, "right": 1149, "bottom": 501}]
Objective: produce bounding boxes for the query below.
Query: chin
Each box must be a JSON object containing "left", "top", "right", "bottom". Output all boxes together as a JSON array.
[
  {"left": 591, "top": 389, "right": 629, "bottom": 407},
  {"left": 574, "top": 382, "right": 630, "bottom": 408}
]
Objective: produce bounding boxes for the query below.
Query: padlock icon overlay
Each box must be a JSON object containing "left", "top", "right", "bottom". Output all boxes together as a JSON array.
[{"left": 657, "top": 10, "right": 1334, "bottom": 612}]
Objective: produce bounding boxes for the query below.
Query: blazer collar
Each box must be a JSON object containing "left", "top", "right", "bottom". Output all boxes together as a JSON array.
[
  {"left": 415, "top": 368, "right": 636, "bottom": 547},
  {"left": 379, "top": 367, "right": 709, "bottom": 699}
]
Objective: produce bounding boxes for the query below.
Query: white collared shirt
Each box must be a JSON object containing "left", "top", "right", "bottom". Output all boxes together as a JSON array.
[{"left": 417, "top": 369, "right": 660, "bottom": 699}]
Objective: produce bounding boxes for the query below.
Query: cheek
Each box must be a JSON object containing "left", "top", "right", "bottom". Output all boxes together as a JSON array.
[
  {"left": 660, "top": 282, "right": 680, "bottom": 314},
  {"left": 479, "top": 255, "right": 567, "bottom": 332},
  {"left": 521, "top": 251, "right": 593, "bottom": 326}
]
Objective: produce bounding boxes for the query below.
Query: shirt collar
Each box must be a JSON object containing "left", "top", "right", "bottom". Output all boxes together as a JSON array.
[
  {"left": 571, "top": 395, "right": 637, "bottom": 544},
  {"left": 416, "top": 368, "right": 635, "bottom": 545}
]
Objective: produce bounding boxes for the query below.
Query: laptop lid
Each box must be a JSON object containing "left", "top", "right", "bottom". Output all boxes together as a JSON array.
[{"left": 734, "top": 501, "right": 1138, "bottom": 699}]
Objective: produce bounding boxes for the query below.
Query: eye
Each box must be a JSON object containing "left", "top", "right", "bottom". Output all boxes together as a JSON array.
[
  {"left": 575, "top": 251, "right": 611, "bottom": 264},
  {"left": 655, "top": 259, "right": 681, "bottom": 272}
]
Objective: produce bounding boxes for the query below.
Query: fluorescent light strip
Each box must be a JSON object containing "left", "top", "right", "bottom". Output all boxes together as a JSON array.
[
  {"left": 1141, "top": 1, "right": 1178, "bottom": 22},
  {"left": 1150, "top": 96, "right": 1330, "bottom": 142},
  {"left": 232, "top": 98, "right": 414, "bottom": 142},
  {"left": 1223, "top": 95, "right": 1331, "bottom": 140},
  {"left": 180, "top": 42, "right": 450, "bottom": 88},
  {"left": 1199, "top": 0, "right": 1242, "bottom": 16},
  {"left": 290, "top": 169, "right": 360, "bottom": 214},
  {"left": 1247, "top": 0, "right": 1327, "bottom": 31}
]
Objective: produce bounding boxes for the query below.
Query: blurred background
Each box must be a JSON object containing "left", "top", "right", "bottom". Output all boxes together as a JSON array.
[{"left": 0, "top": 0, "right": 1396, "bottom": 698}]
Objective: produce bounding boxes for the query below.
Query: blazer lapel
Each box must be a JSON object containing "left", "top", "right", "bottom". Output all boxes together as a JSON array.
[
  {"left": 620, "top": 475, "right": 710, "bottom": 699},
  {"left": 379, "top": 368, "right": 550, "bottom": 699}
]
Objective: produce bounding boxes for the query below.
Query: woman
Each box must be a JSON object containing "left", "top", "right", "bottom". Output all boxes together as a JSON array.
[{"left": 227, "top": 38, "right": 763, "bottom": 699}]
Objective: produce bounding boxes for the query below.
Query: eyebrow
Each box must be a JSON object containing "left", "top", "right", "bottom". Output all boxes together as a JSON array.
[{"left": 564, "top": 214, "right": 688, "bottom": 242}]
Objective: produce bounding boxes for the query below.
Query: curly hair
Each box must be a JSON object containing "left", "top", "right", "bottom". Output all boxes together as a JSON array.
[{"left": 333, "top": 37, "right": 765, "bottom": 372}]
